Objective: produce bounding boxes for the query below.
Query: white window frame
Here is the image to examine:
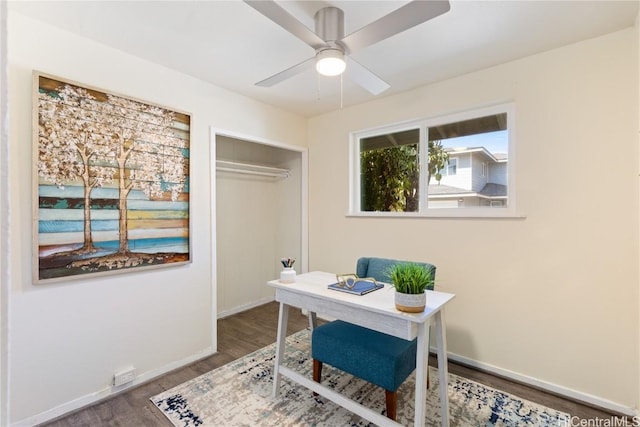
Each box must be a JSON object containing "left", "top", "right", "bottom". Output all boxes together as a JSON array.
[{"left": 348, "top": 102, "right": 522, "bottom": 218}]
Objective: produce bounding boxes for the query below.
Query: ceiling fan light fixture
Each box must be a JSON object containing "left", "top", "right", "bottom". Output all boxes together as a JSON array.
[{"left": 315, "top": 49, "right": 346, "bottom": 77}]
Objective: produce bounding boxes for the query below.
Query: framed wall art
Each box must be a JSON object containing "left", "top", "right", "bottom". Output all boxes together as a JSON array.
[{"left": 33, "top": 72, "right": 191, "bottom": 283}]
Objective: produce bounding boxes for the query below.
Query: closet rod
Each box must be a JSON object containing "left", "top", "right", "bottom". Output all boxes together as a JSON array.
[{"left": 216, "top": 160, "right": 289, "bottom": 179}]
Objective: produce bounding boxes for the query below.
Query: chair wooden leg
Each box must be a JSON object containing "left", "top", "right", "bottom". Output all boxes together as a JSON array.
[
  {"left": 385, "top": 390, "right": 397, "bottom": 421},
  {"left": 313, "top": 359, "right": 322, "bottom": 383},
  {"left": 312, "top": 359, "right": 322, "bottom": 396}
]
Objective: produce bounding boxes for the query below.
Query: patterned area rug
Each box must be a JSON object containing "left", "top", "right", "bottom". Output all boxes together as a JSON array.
[{"left": 151, "top": 329, "right": 569, "bottom": 426}]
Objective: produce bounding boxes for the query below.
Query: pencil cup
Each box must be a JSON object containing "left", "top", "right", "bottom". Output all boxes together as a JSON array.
[{"left": 280, "top": 268, "right": 296, "bottom": 283}]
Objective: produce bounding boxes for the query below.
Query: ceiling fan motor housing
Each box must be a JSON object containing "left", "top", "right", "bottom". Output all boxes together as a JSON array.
[{"left": 315, "top": 7, "right": 345, "bottom": 51}]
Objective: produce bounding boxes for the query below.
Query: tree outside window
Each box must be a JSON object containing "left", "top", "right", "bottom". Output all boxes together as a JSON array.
[{"left": 359, "top": 129, "right": 419, "bottom": 212}]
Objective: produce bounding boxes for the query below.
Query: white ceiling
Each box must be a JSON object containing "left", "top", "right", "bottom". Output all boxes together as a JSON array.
[{"left": 9, "top": 0, "right": 639, "bottom": 117}]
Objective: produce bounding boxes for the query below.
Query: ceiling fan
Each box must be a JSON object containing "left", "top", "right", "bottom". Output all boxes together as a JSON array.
[{"left": 244, "top": 0, "right": 451, "bottom": 95}]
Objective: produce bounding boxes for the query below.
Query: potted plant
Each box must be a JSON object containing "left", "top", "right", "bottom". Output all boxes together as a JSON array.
[{"left": 388, "top": 263, "right": 434, "bottom": 313}]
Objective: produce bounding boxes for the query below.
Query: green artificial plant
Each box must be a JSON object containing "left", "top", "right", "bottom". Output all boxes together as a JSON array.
[{"left": 388, "top": 263, "right": 434, "bottom": 294}]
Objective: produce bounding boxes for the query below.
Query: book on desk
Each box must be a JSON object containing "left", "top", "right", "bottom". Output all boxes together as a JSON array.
[{"left": 328, "top": 280, "right": 384, "bottom": 296}]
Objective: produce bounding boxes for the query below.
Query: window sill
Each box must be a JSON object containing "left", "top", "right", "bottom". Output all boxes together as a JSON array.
[{"left": 346, "top": 210, "right": 526, "bottom": 219}]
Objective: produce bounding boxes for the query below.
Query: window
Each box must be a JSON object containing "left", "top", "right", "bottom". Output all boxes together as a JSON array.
[
  {"left": 439, "top": 158, "right": 457, "bottom": 176},
  {"left": 350, "top": 103, "right": 515, "bottom": 217},
  {"left": 359, "top": 128, "right": 420, "bottom": 212}
]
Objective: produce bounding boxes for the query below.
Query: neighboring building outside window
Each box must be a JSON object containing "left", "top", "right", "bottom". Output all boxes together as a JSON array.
[{"left": 351, "top": 103, "right": 514, "bottom": 217}]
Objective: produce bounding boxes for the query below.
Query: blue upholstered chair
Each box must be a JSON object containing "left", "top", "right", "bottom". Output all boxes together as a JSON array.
[
  {"left": 356, "top": 257, "right": 436, "bottom": 287},
  {"left": 312, "top": 257, "right": 436, "bottom": 421}
]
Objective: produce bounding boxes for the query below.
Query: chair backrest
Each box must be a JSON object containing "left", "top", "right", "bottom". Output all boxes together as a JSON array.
[{"left": 356, "top": 257, "right": 436, "bottom": 290}]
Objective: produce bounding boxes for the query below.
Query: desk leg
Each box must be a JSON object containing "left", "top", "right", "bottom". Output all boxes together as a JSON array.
[
  {"left": 435, "top": 310, "right": 450, "bottom": 427},
  {"left": 414, "top": 321, "right": 430, "bottom": 427},
  {"left": 273, "top": 302, "right": 290, "bottom": 398},
  {"left": 308, "top": 311, "right": 317, "bottom": 331}
]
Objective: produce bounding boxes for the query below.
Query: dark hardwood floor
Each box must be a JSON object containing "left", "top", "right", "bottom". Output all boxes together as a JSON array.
[{"left": 39, "top": 302, "right": 628, "bottom": 426}]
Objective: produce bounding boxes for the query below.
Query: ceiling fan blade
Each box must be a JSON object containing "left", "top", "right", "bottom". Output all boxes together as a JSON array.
[
  {"left": 346, "top": 57, "right": 390, "bottom": 95},
  {"left": 244, "top": 0, "right": 327, "bottom": 50},
  {"left": 255, "top": 57, "right": 315, "bottom": 87},
  {"left": 341, "top": 0, "right": 450, "bottom": 53}
]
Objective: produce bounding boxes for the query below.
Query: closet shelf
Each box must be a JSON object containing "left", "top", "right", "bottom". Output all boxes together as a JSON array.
[{"left": 216, "top": 160, "right": 290, "bottom": 179}]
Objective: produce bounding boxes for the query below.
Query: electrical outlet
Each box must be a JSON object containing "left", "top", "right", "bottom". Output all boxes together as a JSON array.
[{"left": 113, "top": 368, "right": 136, "bottom": 387}]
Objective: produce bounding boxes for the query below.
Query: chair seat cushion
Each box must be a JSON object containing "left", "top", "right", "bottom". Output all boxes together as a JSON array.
[{"left": 311, "top": 320, "right": 417, "bottom": 391}]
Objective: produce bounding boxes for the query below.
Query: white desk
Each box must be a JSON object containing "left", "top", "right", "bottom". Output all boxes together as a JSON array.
[{"left": 267, "top": 271, "right": 455, "bottom": 427}]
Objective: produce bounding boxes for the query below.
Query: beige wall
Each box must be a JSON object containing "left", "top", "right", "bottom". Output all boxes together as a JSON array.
[
  {"left": 7, "top": 11, "right": 306, "bottom": 424},
  {"left": 308, "top": 28, "right": 639, "bottom": 410}
]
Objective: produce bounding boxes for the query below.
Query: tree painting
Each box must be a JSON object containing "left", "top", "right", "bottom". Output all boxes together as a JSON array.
[
  {"left": 38, "top": 84, "right": 116, "bottom": 254},
  {"left": 105, "top": 95, "right": 185, "bottom": 255},
  {"left": 35, "top": 74, "right": 190, "bottom": 282}
]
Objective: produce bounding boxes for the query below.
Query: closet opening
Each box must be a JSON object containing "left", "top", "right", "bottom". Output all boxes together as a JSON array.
[{"left": 211, "top": 130, "right": 307, "bottom": 332}]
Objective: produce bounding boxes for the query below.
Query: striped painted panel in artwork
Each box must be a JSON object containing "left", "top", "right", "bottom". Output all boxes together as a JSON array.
[
  {"left": 39, "top": 197, "right": 189, "bottom": 211},
  {"left": 38, "top": 185, "right": 190, "bottom": 201},
  {"left": 39, "top": 219, "right": 189, "bottom": 233},
  {"left": 38, "top": 227, "right": 188, "bottom": 246},
  {"left": 94, "top": 237, "right": 189, "bottom": 253},
  {"left": 38, "top": 237, "right": 189, "bottom": 257},
  {"left": 38, "top": 185, "right": 151, "bottom": 200},
  {"left": 38, "top": 208, "right": 188, "bottom": 221}
]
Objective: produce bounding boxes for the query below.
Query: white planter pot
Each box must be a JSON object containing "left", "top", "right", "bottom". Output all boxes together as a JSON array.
[{"left": 394, "top": 291, "right": 426, "bottom": 313}]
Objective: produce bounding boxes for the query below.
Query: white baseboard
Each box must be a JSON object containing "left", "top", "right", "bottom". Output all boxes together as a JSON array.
[
  {"left": 11, "top": 346, "right": 215, "bottom": 427},
  {"left": 217, "top": 296, "right": 275, "bottom": 319},
  {"left": 314, "top": 312, "right": 637, "bottom": 417},
  {"left": 445, "top": 351, "right": 638, "bottom": 417}
]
